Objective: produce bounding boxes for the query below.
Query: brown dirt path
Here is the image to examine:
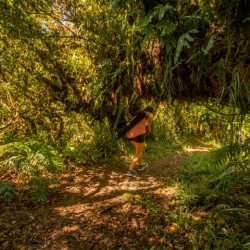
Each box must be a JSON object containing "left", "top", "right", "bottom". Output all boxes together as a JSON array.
[{"left": 0, "top": 149, "right": 207, "bottom": 250}]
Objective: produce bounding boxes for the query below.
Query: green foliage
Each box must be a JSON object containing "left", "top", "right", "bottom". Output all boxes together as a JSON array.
[
  {"left": 0, "top": 182, "right": 15, "bottom": 202},
  {"left": 29, "top": 177, "right": 50, "bottom": 202},
  {"left": 201, "top": 35, "right": 214, "bottom": 55},
  {"left": 157, "top": 100, "right": 249, "bottom": 147},
  {"left": 137, "top": 3, "right": 176, "bottom": 47},
  {"left": 0, "top": 0, "right": 249, "bottom": 137},
  {"left": 0, "top": 139, "right": 63, "bottom": 201},
  {"left": 63, "top": 118, "right": 120, "bottom": 165},
  {"left": 211, "top": 139, "right": 250, "bottom": 174},
  {"left": 177, "top": 147, "right": 250, "bottom": 249},
  {"left": 174, "top": 29, "right": 199, "bottom": 65},
  {"left": 82, "top": 123, "right": 119, "bottom": 163},
  {"left": 179, "top": 141, "right": 250, "bottom": 200},
  {"left": 0, "top": 140, "right": 62, "bottom": 175},
  {"left": 0, "top": 0, "right": 250, "bottom": 209}
]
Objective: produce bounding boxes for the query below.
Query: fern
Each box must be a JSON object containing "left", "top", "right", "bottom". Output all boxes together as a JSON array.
[
  {"left": 0, "top": 182, "right": 15, "bottom": 202},
  {"left": 210, "top": 139, "right": 250, "bottom": 183},
  {"left": 155, "top": 20, "right": 176, "bottom": 36},
  {"left": 211, "top": 140, "right": 250, "bottom": 167},
  {"left": 138, "top": 4, "right": 175, "bottom": 28},
  {"left": 0, "top": 141, "right": 63, "bottom": 176},
  {"left": 154, "top": 4, "right": 175, "bottom": 20},
  {"left": 0, "top": 140, "right": 63, "bottom": 201},
  {"left": 215, "top": 203, "right": 231, "bottom": 212},
  {"left": 30, "top": 177, "right": 49, "bottom": 202}
]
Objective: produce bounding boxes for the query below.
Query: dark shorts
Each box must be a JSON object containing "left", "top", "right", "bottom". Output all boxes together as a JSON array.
[{"left": 128, "top": 134, "right": 145, "bottom": 143}]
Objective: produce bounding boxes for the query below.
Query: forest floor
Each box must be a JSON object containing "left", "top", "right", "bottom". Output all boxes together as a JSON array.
[{"left": 0, "top": 148, "right": 210, "bottom": 250}]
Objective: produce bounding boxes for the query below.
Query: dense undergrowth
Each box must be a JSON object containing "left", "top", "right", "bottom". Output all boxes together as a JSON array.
[
  {"left": 176, "top": 145, "right": 250, "bottom": 249},
  {"left": 0, "top": 102, "right": 249, "bottom": 201},
  {"left": 0, "top": 103, "right": 250, "bottom": 248}
]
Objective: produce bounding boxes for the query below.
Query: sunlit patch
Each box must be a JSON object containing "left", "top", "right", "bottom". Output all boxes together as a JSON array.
[
  {"left": 54, "top": 204, "right": 90, "bottom": 216},
  {"left": 64, "top": 186, "right": 82, "bottom": 194},
  {"left": 130, "top": 217, "right": 139, "bottom": 228},
  {"left": 191, "top": 210, "right": 209, "bottom": 221},
  {"left": 122, "top": 192, "right": 141, "bottom": 200},
  {"left": 62, "top": 225, "right": 80, "bottom": 233},
  {"left": 185, "top": 147, "right": 211, "bottom": 152},
  {"left": 166, "top": 222, "right": 178, "bottom": 232}
]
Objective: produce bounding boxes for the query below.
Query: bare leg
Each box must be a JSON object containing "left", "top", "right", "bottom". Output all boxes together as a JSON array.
[{"left": 129, "top": 141, "right": 145, "bottom": 171}]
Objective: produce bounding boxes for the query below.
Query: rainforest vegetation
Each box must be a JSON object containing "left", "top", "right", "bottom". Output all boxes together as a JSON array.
[{"left": 0, "top": 0, "right": 250, "bottom": 249}]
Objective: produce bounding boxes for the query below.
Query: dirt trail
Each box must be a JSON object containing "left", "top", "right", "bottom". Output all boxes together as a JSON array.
[{"left": 0, "top": 150, "right": 205, "bottom": 250}]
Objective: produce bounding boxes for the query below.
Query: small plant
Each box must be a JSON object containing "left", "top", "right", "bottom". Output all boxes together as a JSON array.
[
  {"left": 177, "top": 144, "right": 250, "bottom": 250},
  {"left": 29, "top": 177, "right": 49, "bottom": 202},
  {"left": 65, "top": 119, "right": 120, "bottom": 164},
  {"left": 0, "top": 139, "right": 63, "bottom": 201},
  {"left": 0, "top": 182, "right": 15, "bottom": 202}
]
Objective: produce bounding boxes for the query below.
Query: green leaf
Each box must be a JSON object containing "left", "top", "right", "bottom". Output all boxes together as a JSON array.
[
  {"left": 202, "top": 36, "right": 214, "bottom": 55},
  {"left": 155, "top": 21, "right": 176, "bottom": 36},
  {"left": 189, "top": 29, "right": 199, "bottom": 34},
  {"left": 155, "top": 4, "right": 175, "bottom": 20},
  {"left": 174, "top": 38, "right": 189, "bottom": 64},
  {"left": 243, "top": 17, "right": 250, "bottom": 22},
  {"left": 185, "top": 33, "right": 194, "bottom": 42},
  {"left": 141, "top": 24, "right": 154, "bottom": 47},
  {"left": 174, "top": 30, "right": 198, "bottom": 64},
  {"left": 0, "top": 182, "right": 15, "bottom": 202},
  {"left": 137, "top": 13, "right": 153, "bottom": 27}
]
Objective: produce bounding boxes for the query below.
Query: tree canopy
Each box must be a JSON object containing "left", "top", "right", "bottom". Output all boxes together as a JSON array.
[{"left": 1, "top": 0, "right": 249, "bottom": 135}]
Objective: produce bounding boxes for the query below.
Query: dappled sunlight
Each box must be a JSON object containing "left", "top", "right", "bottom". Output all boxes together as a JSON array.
[
  {"left": 48, "top": 157, "right": 188, "bottom": 248},
  {"left": 5, "top": 148, "right": 240, "bottom": 249},
  {"left": 191, "top": 210, "right": 209, "bottom": 221},
  {"left": 54, "top": 203, "right": 91, "bottom": 216},
  {"left": 0, "top": 152, "right": 208, "bottom": 249},
  {"left": 185, "top": 147, "right": 212, "bottom": 153},
  {"left": 61, "top": 170, "right": 165, "bottom": 199},
  {"left": 0, "top": 0, "right": 249, "bottom": 248}
]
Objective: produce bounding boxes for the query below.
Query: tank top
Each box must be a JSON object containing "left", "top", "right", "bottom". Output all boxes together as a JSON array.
[{"left": 126, "top": 117, "right": 147, "bottom": 138}]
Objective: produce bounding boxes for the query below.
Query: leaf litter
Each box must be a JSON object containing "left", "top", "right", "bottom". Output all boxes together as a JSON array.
[{"left": 0, "top": 152, "right": 202, "bottom": 250}]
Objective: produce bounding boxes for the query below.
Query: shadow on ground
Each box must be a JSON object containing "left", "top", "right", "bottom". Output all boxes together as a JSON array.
[{"left": 1, "top": 151, "right": 200, "bottom": 250}]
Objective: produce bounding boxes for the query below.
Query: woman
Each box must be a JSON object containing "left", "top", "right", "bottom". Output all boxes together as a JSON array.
[{"left": 126, "top": 106, "right": 154, "bottom": 176}]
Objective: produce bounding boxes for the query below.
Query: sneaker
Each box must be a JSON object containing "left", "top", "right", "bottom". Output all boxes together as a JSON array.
[
  {"left": 138, "top": 162, "right": 149, "bottom": 172},
  {"left": 127, "top": 170, "right": 138, "bottom": 176}
]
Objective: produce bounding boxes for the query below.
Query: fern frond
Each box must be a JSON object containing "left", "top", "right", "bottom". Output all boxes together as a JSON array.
[
  {"left": 210, "top": 140, "right": 250, "bottom": 183},
  {"left": 0, "top": 182, "right": 15, "bottom": 201},
  {"left": 215, "top": 203, "right": 231, "bottom": 212},
  {"left": 0, "top": 140, "right": 63, "bottom": 176},
  {"left": 29, "top": 177, "right": 49, "bottom": 202},
  {"left": 211, "top": 141, "right": 250, "bottom": 168}
]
